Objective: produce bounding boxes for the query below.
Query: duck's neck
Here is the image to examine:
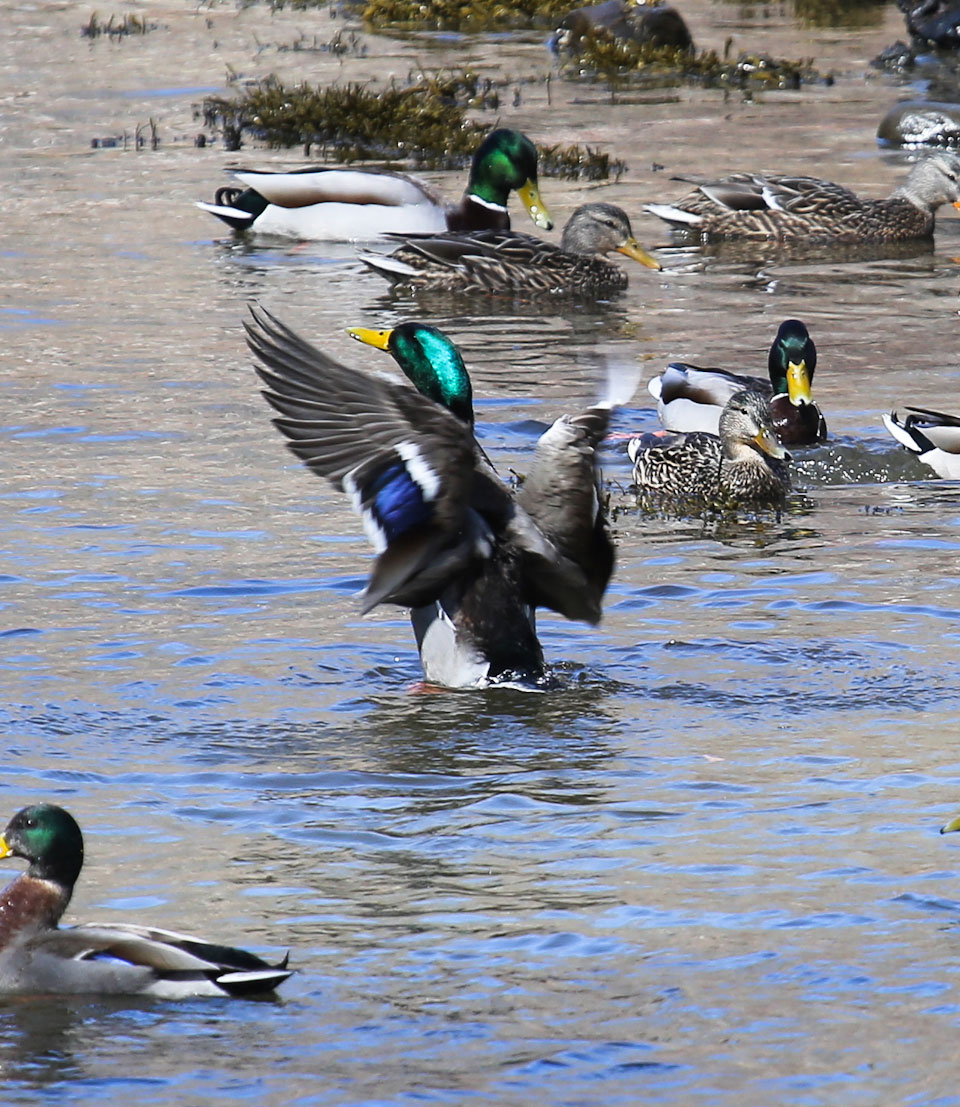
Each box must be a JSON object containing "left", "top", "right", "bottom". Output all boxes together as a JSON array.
[
  {"left": 0, "top": 873, "right": 70, "bottom": 947},
  {"left": 446, "top": 194, "right": 510, "bottom": 233}
]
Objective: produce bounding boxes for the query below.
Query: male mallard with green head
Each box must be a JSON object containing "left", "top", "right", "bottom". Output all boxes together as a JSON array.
[
  {"left": 358, "top": 201, "right": 660, "bottom": 295},
  {"left": 246, "top": 305, "right": 634, "bottom": 688},
  {"left": 644, "top": 153, "right": 960, "bottom": 243},
  {"left": 198, "top": 128, "right": 553, "bottom": 241},
  {"left": 0, "top": 804, "right": 292, "bottom": 997},
  {"left": 648, "top": 320, "right": 825, "bottom": 447}
]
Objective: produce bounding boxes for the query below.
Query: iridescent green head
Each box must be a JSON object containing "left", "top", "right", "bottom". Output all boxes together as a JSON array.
[
  {"left": 0, "top": 804, "right": 84, "bottom": 888},
  {"left": 348, "top": 323, "right": 474, "bottom": 426},
  {"left": 769, "top": 319, "right": 817, "bottom": 407},
  {"left": 468, "top": 129, "right": 553, "bottom": 230}
]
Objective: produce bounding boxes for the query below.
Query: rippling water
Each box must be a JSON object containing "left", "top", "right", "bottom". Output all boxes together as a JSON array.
[{"left": 6, "top": 0, "right": 960, "bottom": 1103}]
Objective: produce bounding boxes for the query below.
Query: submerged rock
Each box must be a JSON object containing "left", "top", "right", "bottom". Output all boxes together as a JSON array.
[{"left": 897, "top": 1, "right": 960, "bottom": 49}]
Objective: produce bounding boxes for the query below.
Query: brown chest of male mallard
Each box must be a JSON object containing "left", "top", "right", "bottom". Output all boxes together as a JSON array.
[
  {"left": 648, "top": 319, "right": 826, "bottom": 447},
  {"left": 197, "top": 128, "right": 552, "bottom": 241},
  {"left": 628, "top": 389, "right": 790, "bottom": 511},
  {"left": 358, "top": 202, "right": 660, "bottom": 295},
  {"left": 644, "top": 152, "right": 960, "bottom": 243}
]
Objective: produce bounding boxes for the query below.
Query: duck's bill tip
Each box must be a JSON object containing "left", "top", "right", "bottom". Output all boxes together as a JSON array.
[
  {"left": 941, "top": 813, "right": 960, "bottom": 834},
  {"left": 517, "top": 180, "right": 553, "bottom": 230},
  {"left": 618, "top": 238, "right": 662, "bottom": 270}
]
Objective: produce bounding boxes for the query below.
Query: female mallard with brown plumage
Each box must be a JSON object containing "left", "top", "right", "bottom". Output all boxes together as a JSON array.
[
  {"left": 358, "top": 202, "right": 660, "bottom": 295},
  {"left": 644, "top": 152, "right": 960, "bottom": 243},
  {"left": 648, "top": 319, "right": 826, "bottom": 447},
  {"left": 628, "top": 389, "right": 790, "bottom": 510}
]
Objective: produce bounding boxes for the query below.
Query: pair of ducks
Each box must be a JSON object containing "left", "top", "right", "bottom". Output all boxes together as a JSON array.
[{"left": 199, "top": 128, "right": 661, "bottom": 295}]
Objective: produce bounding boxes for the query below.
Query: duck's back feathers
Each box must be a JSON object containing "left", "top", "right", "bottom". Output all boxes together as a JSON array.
[
  {"left": 645, "top": 155, "right": 960, "bottom": 242},
  {"left": 883, "top": 405, "right": 960, "bottom": 478},
  {"left": 234, "top": 167, "right": 442, "bottom": 209},
  {"left": 358, "top": 202, "right": 658, "bottom": 295},
  {"left": 2, "top": 922, "right": 292, "bottom": 998}
]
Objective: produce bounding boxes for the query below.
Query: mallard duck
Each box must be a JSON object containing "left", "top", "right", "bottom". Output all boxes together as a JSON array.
[
  {"left": 627, "top": 389, "right": 790, "bottom": 509},
  {"left": 648, "top": 319, "right": 826, "bottom": 446},
  {"left": 882, "top": 405, "right": 960, "bottom": 478},
  {"left": 197, "top": 128, "right": 553, "bottom": 241},
  {"left": 246, "top": 305, "right": 634, "bottom": 688},
  {"left": 357, "top": 201, "right": 661, "bottom": 295},
  {"left": 0, "top": 804, "right": 292, "bottom": 998},
  {"left": 644, "top": 152, "right": 960, "bottom": 242}
]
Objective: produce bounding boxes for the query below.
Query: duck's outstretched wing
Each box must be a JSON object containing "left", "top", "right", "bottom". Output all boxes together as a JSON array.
[
  {"left": 245, "top": 305, "right": 495, "bottom": 612},
  {"left": 13, "top": 923, "right": 292, "bottom": 998},
  {"left": 513, "top": 360, "right": 639, "bottom": 624}
]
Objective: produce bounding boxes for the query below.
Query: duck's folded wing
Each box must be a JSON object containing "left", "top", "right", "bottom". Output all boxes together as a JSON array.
[
  {"left": 234, "top": 168, "right": 438, "bottom": 209},
  {"left": 656, "top": 363, "right": 767, "bottom": 406},
  {"left": 26, "top": 924, "right": 291, "bottom": 997},
  {"left": 246, "top": 305, "right": 492, "bottom": 612}
]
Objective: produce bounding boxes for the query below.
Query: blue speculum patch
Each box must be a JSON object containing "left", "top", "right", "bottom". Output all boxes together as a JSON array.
[{"left": 367, "top": 462, "right": 433, "bottom": 541}]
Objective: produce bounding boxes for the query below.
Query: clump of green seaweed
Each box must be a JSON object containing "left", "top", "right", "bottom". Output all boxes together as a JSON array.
[
  {"left": 81, "top": 11, "right": 158, "bottom": 38},
  {"left": 792, "top": 0, "right": 886, "bottom": 29},
  {"left": 199, "top": 75, "right": 623, "bottom": 178},
  {"left": 362, "top": 0, "right": 571, "bottom": 33},
  {"left": 564, "top": 32, "right": 826, "bottom": 90}
]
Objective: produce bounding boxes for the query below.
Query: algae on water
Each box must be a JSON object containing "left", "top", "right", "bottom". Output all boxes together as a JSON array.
[{"left": 200, "top": 76, "right": 625, "bottom": 177}]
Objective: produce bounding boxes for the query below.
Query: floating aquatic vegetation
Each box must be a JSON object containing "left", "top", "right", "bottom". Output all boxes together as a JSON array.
[
  {"left": 200, "top": 76, "right": 621, "bottom": 177},
  {"left": 81, "top": 11, "right": 158, "bottom": 38},
  {"left": 563, "top": 32, "right": 826, "bottom": 90},
  {"left": 201, "top": 75, "right": 490, "bottom": 161},
  {"left": 792, "top": 0, "right": 886, "bottom": 29},
  {"left": 362, "top": 0, "right": 570, "bottom": 33}
]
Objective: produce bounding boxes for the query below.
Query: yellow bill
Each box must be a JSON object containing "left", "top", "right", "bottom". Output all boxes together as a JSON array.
[
  {"left": 517, "top": 179, "right": 553, "bottom": 231},
  {"left": 786, "top": 360, "right": 813, "bottom": 406},
  {"left": 617, "top": 237, "right": 661, "bottom": 271},
  {"left": 348, "top": 327, "right": 393, "bottom": 351}
]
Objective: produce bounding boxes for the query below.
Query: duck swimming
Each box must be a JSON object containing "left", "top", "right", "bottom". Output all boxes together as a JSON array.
[
  {"left": 628, "top": 389, "right": 790, "bottom": 511},
  {"left": 246, "top": 305, "right": 634, "bottom": 688},
  {"left": 197, "top": 128, "right": 553, "bottom": 241},
  {"left": 648, "top": 319, "right": 826, "bottom": 447},
  {"left": 644, "top": 152, "right": 960, "bottom": 243},
  {"left": 0, "top": 804, "right": 292, "bottom": 997},
  {"left": 358, "top": 201, "right": 661, "bottom": 295}
]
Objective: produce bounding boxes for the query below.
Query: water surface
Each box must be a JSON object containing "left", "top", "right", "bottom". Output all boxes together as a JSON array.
[{"left": 5, "top": 1, "right": 960, "bottom": 1103}]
